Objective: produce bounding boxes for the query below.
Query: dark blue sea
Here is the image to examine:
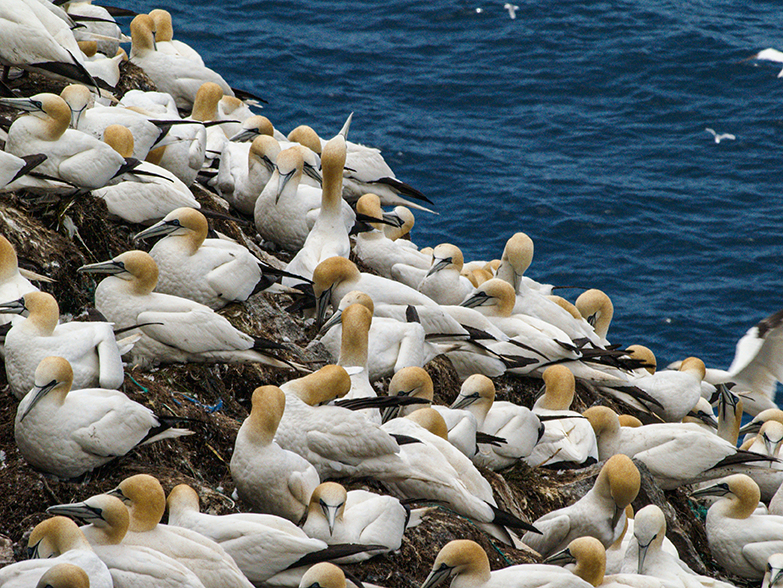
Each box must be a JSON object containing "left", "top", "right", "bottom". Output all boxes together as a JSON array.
[{"left": 122, "top": 0, "right": 782, "bottom": 391}]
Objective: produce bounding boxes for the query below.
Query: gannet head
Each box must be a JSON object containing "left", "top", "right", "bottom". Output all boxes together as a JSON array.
[
  {"left": 320, "top": 290, "right": 374, "bottom": 333},
  {"left": 466, "top": 268, "right": 493, "bottom": 287},
  {"left": 36, "top": 563, "right": 90, "bottom": 588},
  {"left": 289, "top": 364, "right": 351, "bottom": 405},
  {"left": 538, "top": 365, "right": 576, "bottom": 410},
  {"left": 102, "top": 124, "right": 135, "bottom": 158},
  {"left": 229, "top": 115, "right": 275, "bottom": 142},
  {"left": 625, "top": 345, "right": 656, "bottom": 374},
  {"left": 496, "top": 232, "right": 534, "bottom": 289},
  {"left": 739, "top": 408, "right": 783, "bottom": 436},
  {"left": 422, "top": 540, "right": 491, "bottom": 588},
  {"left": 60, "top": 85, "right": 93, "bottom": 129},
  {"left": 691, "top": 474, "right": 760, "bottom": 519},
  {"left": 678, "top": 357, "right": 706, "bottom": 381},
  {"left": 148, "top": 8, "right": 174, "bottom": 42},
  {"left": 575, "top": 289, "right": 614, "bottom": 339},
  {"left": 389, "top": 366, "right": 433, "bottom": 401},
  {"left": 450, "top": 374, "right": 494, "bottom": 418},
  {"left": 595, "top": 454, "right": 640, "bottom": 527},
  {"left": 406, "top": 408, "right": 449, "bottom": 439},
  {"left": 166, "top": 484, "right": 201, "bottom": 517},
  {"left": 425, "top": 244, "right": 464, "bottom": 278},
  {"left": 274, "top": 146, "right": 304, "bottom": 204},
  {"left": 105, "top": 474, "right": 166, "bottom": 532},
  {"left": 356, "top": 193, "right": 384, "bottom": 231},
  {"left": 765, "top": 553, "right": 783, "bottom": 587},
  {"left": 548, "top": 295, "right": 583, "bottom": 320},
  {"left": 583, "top": 406, "right": 621, "bottom": 441},
  {"left": 246, "top": 385, "right": 286, "bottom": 444},
  {"left": 288, "top": 125, "right": 323, "bottom": 156},
  {"left": 78, "top": 250, "right": 159, "bottom": 295},
  {"left": 312, "top": 257, "right": 361, "bottom": 328},
  {"left": 632, "top": 504, "right": 666, "bottom": 575},
  {"left": 544, "top": 536, "right": 605, "bottom": 587},
  {"left": 757, "top": 421, "right": 783, "bottom": 456},
  {"left": 0, "top": 93, "right": 71, "bottom": 140},
  {"left": 338, "top": 303, "right": 372, "bottom": 368},
  {"left": 20, "top": 356, "right": 73, "bottom": 421},
  {"left": 130, "top": 14, "right": 157, "bottom": 56},
  {"left": 28, "top": 516, "right": 91, "bottom": 559},
  {"left": 321, "top": 135, "right": 347, "bottom": 205},
  {"left": 191, "top": 82, "right": 224, "bottom": 122},
  {"left": 618, "top": 414, "right": 644, "bottom": 428},
  {"left": 683, "top": 397, "right": 718, "bottom": 429},
  {"left": 248, "top": 134, "right": 280, "bottom": 176},
  {"left": 0, "top": 235, "right": 20, "bottom": 281},
  {"left": 384, "top": 206, "right": 415, "bottom": 241},
  {"left": 298, "top": 562, "right": 345, "bottom": 588},
  {"left": 47, "top": 495, "right": 130, "bottom": 545},
  {"left": 308, "top": 482, "right": 346, "bottom": 536},
  {"left": 219, "top": 95, "right": 246, "bottom": 117},
  {"left": 134, "top": 207, "right": 209, "bottom": 253},
  {"left": 458, "top": 278, "right": 515, "bottom": 316},
  {"left": 0, "top": 291, "right": 58, "bottom": 333}
]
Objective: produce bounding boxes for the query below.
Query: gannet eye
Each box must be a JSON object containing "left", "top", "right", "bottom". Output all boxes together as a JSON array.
[{"left": 32, "top": 100, "right": 43, "bottom": 110}]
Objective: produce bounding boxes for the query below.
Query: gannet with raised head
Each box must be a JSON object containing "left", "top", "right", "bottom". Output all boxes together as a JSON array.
[
  {"left": 0, "top": 291, "right": 124, "bottom": 398},
  {"left": 219, "top": 132, "right": 279, "bottom": 214},
  {"left": 189, "top": 82, "right": 231, "bottom": 167},
  {"left": 230, "top": 385, "right": 320, "bottom": 522},
  {"left": 522, "top": 454, "right": 641, "bottom": 558},
  {"left": 148, "top": 9, "right": 204, "bottom": 65},
  {"left": 15, "top": 356, "right": 191, "bottom": 479},
  {"left": 78, "top": 250, "right": 299, "bottom": 370},
  {"left": 0, "top": 517, "right": 111, "bottom": 588}
]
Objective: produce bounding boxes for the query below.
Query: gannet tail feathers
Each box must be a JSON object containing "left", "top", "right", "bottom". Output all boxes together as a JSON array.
[
  {"left": 35, "top": 48, "right": 98, "bottom": 89},
  {"left": 252, "top": 337, "right": 290, "bottom": 352},
  {"left": 333, "top": 396, "right": 430, "bottom": 411},
  {"left": 230, "top": 87, "right": 268, "bottom": 105},
  {"left": 708, "top": 449, "right": 778, "bottom": 469},
  {"left": 488, "top": 503, "right": 541, "bottom": 534},
  {"left": 138, "top": 415, "right": 194, "bottom": 446},
  {"left": 11, "top": 154, "right": 47, "bottom": 183},
  {"left": 475, "top": 432, "right": 507, "bottom": 447}
]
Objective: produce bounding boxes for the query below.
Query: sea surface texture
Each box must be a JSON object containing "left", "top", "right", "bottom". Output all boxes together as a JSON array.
[{"left": 124, "top": 0, "right": 781, "bottom": 397}]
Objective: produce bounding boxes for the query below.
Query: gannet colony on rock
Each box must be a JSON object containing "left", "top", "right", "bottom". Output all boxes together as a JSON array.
[{"left": 1, "top": 4, "right": 783, "bottom": 588}]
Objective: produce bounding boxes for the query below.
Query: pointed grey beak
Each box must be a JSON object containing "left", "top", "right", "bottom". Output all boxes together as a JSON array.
[
  {"left": 688, "top": 409, "right": 718, "bottom": 429},
  {"left": 459, "top": 291, "right": 491, "bottom": 309},
  {"left": 0, "top": 97, "right": 45, "bottom": 113},
  {"left": 637, "top": 539, "right": 653, "bottom": 574},
  {"left": 134, "top": 219, "right": 181, "bottom": 242},
  {"left": 691, "top": 482, "right": 731, "bottom": 499},
  {"left": 46, "top": 501, "right": 104, "bottom": 523},
  {"left": 320, "top": 502, "right": 341, "bottom": 536},
  {"left": 229, "top": 128, "right": 260, "bottom": 142},
  {"left": 425, "top": 257, "right": 451, "bottom": 278},
  {"left": 420, "top": 564, "right": 453, "bottom": 588},
  {"left": 772, "top": 567, "right": 783, "bottom": 586},
  {"left": 382, "top": 212, "right": 405, "bottom": 228},
  {"left": 543, "top": 546, "right": 576, "bottom": 567},
  {"left": 739, "top": 419, "right": 762, "bottom": 436},
  {"left": 450, "top": 392, "right": 479, "bottom": 410},
  {"left": 69, "top": 105, "right": 86, "bottom": 129},
  {"left": 77, "top": 259, "right": 126, "bottom": 275},
  {"left": 319, "top": 308, "right": 343, "bottom": 334},
  {"left": 19, "top": 379, "right": 58, "bottom": 421},
  {"left": 314, "top": 287, "right": 333, "bottom": 329},
  {"left": 275, "top": 168, "right": 296, "bottom": 204},
  {"left": 0, "top": 297, "right": 27, "bottom": 315}
]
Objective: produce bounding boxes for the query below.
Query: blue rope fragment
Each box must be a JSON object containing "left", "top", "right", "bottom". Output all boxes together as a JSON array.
[
  {"left": 127, "top": 373, "right": 148, "bottom": 393},
  {"left": 172, "top": 392, "right": 223, "bottom": 413}
]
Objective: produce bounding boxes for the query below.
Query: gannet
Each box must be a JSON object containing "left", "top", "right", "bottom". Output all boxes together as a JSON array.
[
  {"left": 583, "top": 406, "right": 776, "bottom": 490},
  {"left": 35, "top": 564, "right": 90, "bottom": 588},
  {"left": 0, "top": 234, "right": 38, "bottom": 325},
  {"left": 627, "top": 352, "right": 704, "bottom": 423},
  {"left": 521, "top": 454, "right": 641, "bottom": 558},
  {"left": 450, "top": 373, "right": 544, "bottom": 469},
  {"left": 219, "top": 133, "right": 279, "bottom": 215},
  {"left": 134, "top": 207, "right": 274, "bottom": 309},
  {"left": 79, "top": 43, "right": 123, "bottom": 88},
  {"left": 217, "top": 95, "right": 255, "bottom": 137},
  {"left": 230, "top": 385, "right": 321, "bottom": 522},
  {"left": 334, "top": 304, "right": 379, "bottom": 423},
  {"left": 0, "top": 517, "right": 111, "bottom": 588},
  {"left": 298, "top": 563, "right": 348, "bottom": 588},
  {"left": 764, "top": 553, "right": 783, "bottom": 587},
  {"left": 0, "top": 93, "right": 129, "bottom": 190},
  {"left": 148, "top": 9, "right": 204, "bottom": 65},
  {"left": 166, "top": 484, "right": 372, "bottom": 587},
  {"left": 525, "top": 365, "right": 599, "bottom": 468},
  {"left": 383, "top": 205, "right": 417, "bottom": 242},
  {"left": 416, "top": 244, "right": 475, "bottom": 305},
  {"left": 739, "top": 409, "right": 783, "bottom": 442},
  {"left": 575, "top": 289, "right": 614, "bottom": 342},
  {"left": 691, "top": 475, "right": 783, "bottom": 579},
  {"left": 189, "top": 82, "right": 232, "bottom": 167},
  {"left": 129, "top": 14, "right": 233, "bottom": 110},
  {"left": 78, "top": 250, "right": 299, "bottom": 370},
  {"left": 715, "top": 384, "right": 742, "bottom": 444},
  {"left": 705, "top": 128, "right": 735, "bottom": 143},
  {"left": 15, "top": 356, "right": 191, "bottom": 479},
  {"left": 420, "top": 539, "right": 591, "bottom": 588},
  {"left": 93, "top": 124, "right": 200, "bottom": 224},
  {"left": 0, "top": 291, "right": 124, "bottom": 398},
  {"left": 504, "top": 3, "right": 518, "bottom": 19},
  {"left": 65, "top": 0, "right": 121, "bottom": 57},
  {"left": 46, "top": 494, "right": 206, "bottom": 588}
]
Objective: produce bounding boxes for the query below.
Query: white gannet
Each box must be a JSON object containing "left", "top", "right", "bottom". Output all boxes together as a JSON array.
[
  {"left": 525, "top": 365, "right": 599, "bottom": 468},
  {"left": 416, "top": 243, "right": 475, "bottom": 306},
  {"left": 504, "top": 3, "right": 518, "bottom": 19},
  {"left": 230, "top": 385, "right": 320, "bottom": 522},
  {"left": 35, "top": 564, "right": 90, "bottom": 588},
  {"left": 46, "top": 494, "right": 206, "bottom": 588},
  {"left": 450, "top": 373, "right": 544, "bottom": 469},
  {"left": 217, "top": 95, "right": 255, "bottom": 138},
  {"left": 583, "top": 406, "right": 776, "bottom": 490},
  {"left": 575, "top": 289, "right": 614, "bottom": 343},
  {"left": 420, "top": 539, "right": 591, "bottom": 588},
  {"left": 15, "top": 356, "right": 191, "bottom": 479},
  {"left": 0, "top": 234, "right": 38, "bottom": 324},
  {"left": 129, "top": 14, "right": 233, "bottom": 110},
  {"left": 521, "top": 454, "right": 641, "bottom": 558},
  {"left": 738, "top": 409, "right": 783, "bottom": 444},
  {"left": 705, "top": 128, "right": 735, "bottom": 144},
  {"left": 79, "top": 42, "right": 123, "bottom": 89},
  {"left": 65, "top": 1, "right": 121, "bottom": 57},
  {"left": 93, "top": 124, "right": 200, "bottom": 224},
  {"left": 166, "top": 484, "right": 371, "bottom": 587},
  {"left": 77, "top": 250, "right": 299, "bottom": 370},
  {"left": 219, "top": 133, "right": 279, "bottom": 215},
  {"left": 692, "top": 474, "right": 783, "bottom": 579},
  {"left": 149, "top": 9, "right": 204, "bottom": 66},
  {"left": 134, "top": 207, "right": 270, "bottom": 310},
  {"left": 627, "top": 353, "right": 705, "bottom": 423},
  {"left": 0, "top": 517, "right": 111, "bottom": 588},
  {"left": 0, "top": 93, "right": 128, "bottom": 190},
  {"left": 0, "top": 291, "right": 124, "bottom": 398}
]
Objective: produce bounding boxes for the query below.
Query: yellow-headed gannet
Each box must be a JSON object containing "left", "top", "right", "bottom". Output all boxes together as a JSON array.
[
  {"left": 627, "top": 351, "right": 704, "bottom": 423},
  {"left": 575, "top": 289, "right": 614, "bottom": 342},
  {"left": 218, "top": 133, "right": 279, "bottom": 215},
  {"left": 416, "top": 244, "right": 475, "bottom": 306},
  {"left": 35, "top": 564, "right": 90, "bottom": 588},
  {"left": 298, "top": 563, "right": 347, "bottom": 588},
  {"left": 0, "top": 235, "right": 38, "bottom": 324},
  {"left": 383, "top": 205, "right": 417, "bottom": 242},
  {"left": 522, "top": 454, "right": 640, "bottom": 558},
  {"left": 149, "top": 9, "right": 204, "bottom": 66}
]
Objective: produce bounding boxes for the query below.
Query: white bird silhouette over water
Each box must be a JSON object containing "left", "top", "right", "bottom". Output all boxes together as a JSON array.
[
  {"left": 504, "top": 3, "right": 518, "bottom": 19},
  {"left": 705, "top": 128, "right": 735, "bottom": 143},
  {"left": 749, "top": 48, "right": 783, "bottom": 77}
]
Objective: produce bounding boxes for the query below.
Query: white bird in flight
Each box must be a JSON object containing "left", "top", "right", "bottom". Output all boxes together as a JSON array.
[
  {"left": 504, "top": 3, "right": 518, "bottom": 19},
  {"left": 705, "top": 128, "right": 735, "bottom": 144}
]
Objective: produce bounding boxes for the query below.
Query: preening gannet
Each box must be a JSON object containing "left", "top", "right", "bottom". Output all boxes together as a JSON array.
[
  {"left": 34, "top": 564, "right": 90, "bottom": 588},
  {"left": 383, "top": 205, "right": 416, "bottom": 242},
  {"left": 230, "top": 385, "right": 321, "bottom": 522},
  {"left": 575, "top": 289, "right": 614, "bottom": 342},
  {"left": 15, "top": 356, "right": 191, "bottom": 479},
  {"left": 78, "top": 250, "right": 299, "bottom": 370},
  {"left": 0, "top": 291, "right": 124, "bottom": 398},
  {"left": 219, "top": 133, "right": 279, "bottom": 215},
  {"left": 628, "top": 352, "right": 704, "bottom": 423},
  {"left": 416, "top": 243, "right": 475, "bottom": 306},
  {"left": 148, "top": 9, "right": 204, "bottom": 66},
  {"left": 521, "top": 454, "right": 640, "bottom": 558}
]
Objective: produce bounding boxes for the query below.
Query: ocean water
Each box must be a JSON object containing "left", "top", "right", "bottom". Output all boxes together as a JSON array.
[{"left": 120, "top": 0, "right": 782, "bottom": 389}]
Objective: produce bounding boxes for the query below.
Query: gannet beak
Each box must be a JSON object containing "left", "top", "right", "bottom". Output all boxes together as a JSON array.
[
  {"left": 738, "top": 420, "right": 762, "bottom": 436},
  {"left": 637, "top": 539, "right": 653, "bottom": 574},
  {"left": 303, "top": 163, "right": 323, "bottom": 186},
  {"left": 320, "top": 501, "right": 340, "bottom": 536},
  {"left": 425, "top": 257, "right": 451, "bottom": 278},
  {"left": 449, "top": 392, "right": 479, "bottom": 410},
  {"left": 315, "top": 287, "right": 333, "bottom": 329},
  {"left": 0, "top": 97, "right": 44, "bottom": 113},
  {"left": 46, "top": 501, "right": 104, "bottom": 523},
  {"left": 772, "top": 567, "right": 783, "bottom": 585},
  {"left": 382, "top": 212, "right": 405, "bottom": 228},
  {"left": 77, "top": 259, "right": 126, "bottom": 275},
  {"left": 543, "top": 546, "right": 576, "bottom": 567},
  {"left": 611, "top": 504, "right": 624, "bottom": 529},
  {"left": 27, "top": 540, "right": 41, "bottom": 559},
  {"left": 688, "top": 409, "right": 718, "bottom": 429},
  {"left": 691, "top": 482, "right": 731, "bottom": 499},
  {"left": 420, "top": 564, "right": 454, "bottom": 588},
  {"left": 134, "top": 219, "right": 181, "bottom": 241},
  {"left": 19, "top": 379, "right": 59, "bottom": 421},
  {"left": 229, "top": 128, "right": 260, "bottom": 142},
  {"left": 275, "top": 169, "right": 296, "bottom": 204},
  {"left": 459, "top": 291, "right": 491, "bottom": 309},
  {"left": 319, "top": 308, "right": 343, "bottom": 334},
  {"left": 70, "top": 106, "right": 86, "bottom": 129},
  {"left": 0, "top": 297, "right": 27, "bottom": 315},
  {"left": 718, "top": 383, "right": 739, "bottom": 417}
]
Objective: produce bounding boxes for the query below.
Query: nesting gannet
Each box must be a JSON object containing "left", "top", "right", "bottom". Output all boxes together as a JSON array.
[
  {"left": 522, "top": 454, "right": 640, "bottom": 558},
  {"left": 739, "top": 409, "right": 783, "bottom": 442},
  {"left": 0, "top": 517, "right": 111, "bottom": 588},
  {"left": 301, "top": 482, "right": 410, "bottom": 562},
  {"left": 230, "top": 385, "right": 320, "bottom": 522},
  {"left": 15, "top": 356, "right": 190, "bottom": 478},
  {"left": 78, "top": 250, "right": 299, "bottom": 370},
  {"left": 148, "top": 9, "right": 204, "bottom": 65},
  {"left": 525, "top": 365, "right": 599, "bottom": 468},
  {"left": 219, "top": 134, "right": 279, "bottom": 215},
  {"left": 575, "top": 289, "right": 614, "bottom": 342},
  {"left": 450, "top": 374, "right": 544, "bottom": 469},
  {"left": 383, "top": 205, "right": 417, "bottom": 242},
  {"left": 584, "top": 406, "right": 776, "bottom": 490},
  {"left": 0, "top": 93, "right": 129, "bottom": 190},
  {"left": 420, "top": 539, "right": 590, "bottom": 588},
  {"left": 0, "top": 291, "right": 124, "bottom": 398},
  {"left": 0, "top": 235, "right": 38, "bottom": 324},
  {"left": 682, "top": 397, "right": 720, "bottom": 433},
  {"left": 416, "top": 244, "right": 475, "bottom": 305},
  {"left": 129, "top": 14, "right": 233, "bottom": 110},
  {"left": 166, "top": 484, "right": 372, "bottom": 587},
  {"left": 134, "top": 207, "right": 274, "bottom": 309},
  {"left": 705, "top": 128, "right": 735, "bottom": 143},
  {"left": 691, "top": 474, "right": 783, "bottom": 579},
  {"left": 628, "top": 353, "right": 705, "bottom": 423},
  {"left": 46, "top": 494, "right": 206, "bottom": 588}
]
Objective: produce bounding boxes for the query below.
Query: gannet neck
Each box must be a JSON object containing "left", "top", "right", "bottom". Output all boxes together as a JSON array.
[
  {"left": 320, "top": 135, "right": 347, "bottom": 215},
  {"left": 103, "top": 124, "right": 135, "bottom": 158},
  {"left": 566, "top": 537, "right": 606, "bottom": 587},
  {"left": 575, "top": 289, "right": 614, "bottom": 339},
  {"left": 537, "top": 365, "right": 576, "bottom": 410},
  {"left": 678, "top": 356, "right": 706, "bottom": 381},
  {"left": 406, "top": 408, "right": 449, "bottom": 439},
  {"left": 430, "top": 243, "right": 464, "bottom": 273},
  {"left": 247, "top": 385, "right": 286, "bottom": 444},
  {"left": 288, "top": 365, "right": 351, "bottom": 405},
  {"left": 339, "top": 303, "right": 371, "bottom": 368},
  {"left": 583, "top": 406, "right": 621, "bottom": 440},
  {"left": 298, "top": 562, "right": 346, "bottom": 588},
  {"left": 356, "top": 193, "right": 384, "bottom": 231},
  {"left": 172, "top": 208, "right": 209, "bottom": 253},
  {"left": 548, "top": 295, "right": 583, "bottom": 320},
  {"left": 497, "top": 232, "right": 534, "bottom": 290},
  {"left": 307, "top": 482, "right": 347, "bottom": 535},
  {"left": 0, "top": 235, "right": 20, "bottom": 281},
  {"left": 130, "top": 14, "right": 156, "bottom": 57},
  {"left": 24, "top": 94, "right": 71, "bottom": 140},
  {"left": 595, "top": 454, "right": 640, "bottom": 510},
  {"left": 388, "top": 366, "right": 433, "bottom": 402},
  {"left": 111, "top": 474, "right": 166, "bottom": 532},
  {"left": 626, "top": 345, "right": 656, "bottom": 374},
  {"left": 24, "top": 292, "right": 60, "bottom": 335},
  {"left": 166, "top": 484, "right": 200, "bottom": 517},
  {"left": 36, "top": 564, "right": 90, "bottom": 588},
  {"left": 428, "top": 540, "right": 491, "bottom": 586},
  {"left": 28, "top": 516, "right": 92, "bottom": 558},
  {"left": 191, "top": 82, "right": 223, "bottom": 122},
  {"left": 82, "top": 495, "right": 131, "bottom": 545},
  {"left": 287, "top": 125, "right": 322, "bottom": 155},
  {"left": 148, "top": 9, "right": 174, "bottom": 42},
  {"left": 711, "top": 475, "right": 761, "bottom": 519},
  {"left": 313, "top": 257, "right": 361, "bottom": 300}
]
